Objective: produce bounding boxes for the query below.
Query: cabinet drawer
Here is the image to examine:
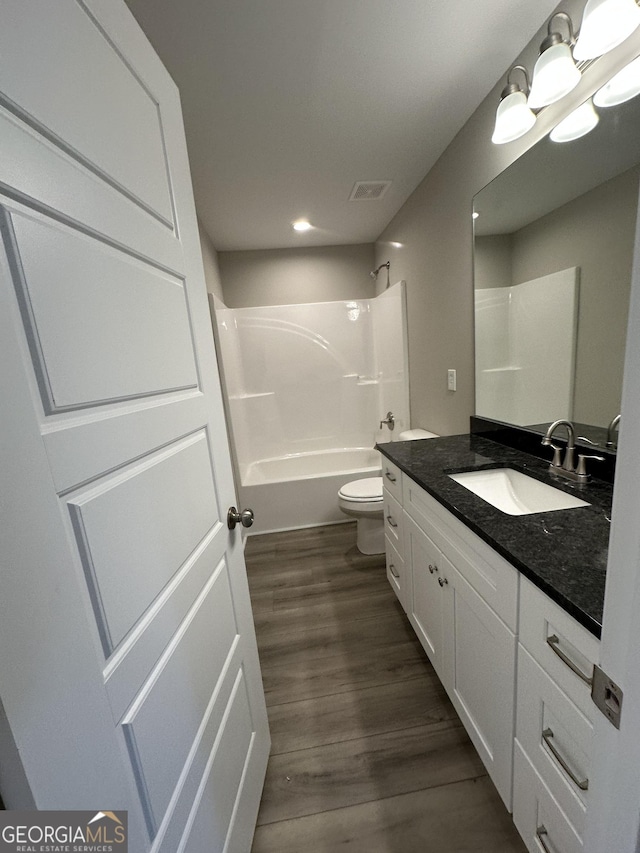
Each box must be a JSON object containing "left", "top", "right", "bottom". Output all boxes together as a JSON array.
[
  {"left": 383, "top": 491, "right": 404, "bottom": 554},
  {"left": 403, "top": 476, "right": 518, "bottom": 630},
  {"left": 381, "top": 458, "right": 402, "bottom": 503},
  {"left": 517, "top": 647, "right": 593, "bottom": 838},
  {"left": 385, "top": 536, "right": 406, "bottom": 612},
  {"left": 520, "top": 577, "right": 599, "bottom": 722},
  {"left": 513, "top": 741, "right": 583, "bottom": 853}
]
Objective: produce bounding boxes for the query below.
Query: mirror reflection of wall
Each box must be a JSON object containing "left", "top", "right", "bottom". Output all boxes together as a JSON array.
[{"left": 473, "top": 88, "right": 640, "bottom": 443}]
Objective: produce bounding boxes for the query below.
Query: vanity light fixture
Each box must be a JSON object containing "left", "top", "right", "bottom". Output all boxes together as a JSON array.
[
  {"left": 574, "top": 0, "right": 640, "bottom": 60},
  {"left": 528, "top": 13, "right": 581, "bottom": 109},
  {"left": 594, "top": 54, "right": 640, "bottom": 105},
  {"left": 491, "top": 65, "right": 537, "bottom": 144},
  {"left": 550, "top": 97, "right": 599, "bottom": 142},
  {"left": 292, "top": 219, "right": 312, "bottom": 232}
]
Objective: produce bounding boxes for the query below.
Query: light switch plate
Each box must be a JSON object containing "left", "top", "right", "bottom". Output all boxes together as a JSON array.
[{"left": 447, "top": 369, "right": 457, "bottom": 391}]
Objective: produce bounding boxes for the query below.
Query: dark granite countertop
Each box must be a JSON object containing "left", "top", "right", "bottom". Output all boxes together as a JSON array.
[{"left": 377, "top": 434, "right": 613, "bottom": 638}]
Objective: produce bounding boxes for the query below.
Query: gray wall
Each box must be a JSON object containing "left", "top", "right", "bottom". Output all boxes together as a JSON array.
[
  {"left": 474, "top": 234, "right": 513, "bottom": 291},
  {"left": 218, "top": 244, "right": 376, "bottom": 308},
  {"left": 374, "top": 1, "right": 640, "bottom": 436},
  {"left": 198, "top": 220, "right": 224, "bottom": 300}
]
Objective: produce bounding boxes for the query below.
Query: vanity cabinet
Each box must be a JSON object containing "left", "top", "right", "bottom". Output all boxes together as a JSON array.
[
  {"left": 402, "top": 477, "right": 518, "bottom": 810},
  {"left": 379, "top": 450, "right": 604, "bottom": 852},
  {"left": 382, "top": 459, "right": 407, "bottom": 611},
  {"left": 513, "top": 578, "right": 600, "bottom": 853}
]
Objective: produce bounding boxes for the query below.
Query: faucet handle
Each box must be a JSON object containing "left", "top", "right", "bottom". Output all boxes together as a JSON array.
[
  {"left": 545, "top": 442, "right": 563, "bottom": 468},
  {"left": 576, "top": 454, "right": 605, "bottom": 478},
  {"left": 577, "top": 436, "right": 599, "bottom": 447}
]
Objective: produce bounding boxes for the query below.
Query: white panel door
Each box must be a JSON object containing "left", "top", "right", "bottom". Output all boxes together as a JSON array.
[{"left": 0, "top": 2, "right": 269, "bottom": 851}]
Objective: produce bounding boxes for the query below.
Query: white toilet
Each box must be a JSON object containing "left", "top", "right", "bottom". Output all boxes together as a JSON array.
[{"left": 338, "top": 429, "right": 438, "bottom": 555}]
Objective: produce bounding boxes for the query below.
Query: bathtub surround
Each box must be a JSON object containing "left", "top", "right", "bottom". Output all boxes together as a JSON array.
[
  {"left": 215, "top": 283, "right": 410, "bottom": 534},
  {"left": 475, "top": 268, "right": 579, "bottom": 426}
]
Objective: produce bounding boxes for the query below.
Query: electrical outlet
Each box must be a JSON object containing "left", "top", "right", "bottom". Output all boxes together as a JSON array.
[{"left": 447, "top": 369, "right": 457, "bottom": 392}]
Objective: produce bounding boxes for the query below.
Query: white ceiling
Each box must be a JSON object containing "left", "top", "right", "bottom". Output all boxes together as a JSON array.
[{"left": 125, "top": 0, "right": 560, "bottom": 251}]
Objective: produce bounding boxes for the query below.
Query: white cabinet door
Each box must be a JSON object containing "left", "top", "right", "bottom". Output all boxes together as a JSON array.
[
  {"left": 0, "top": 3, "right": 269, "bottom": 851},
  {"left": 406, "top": 515, "right": 449, "bottom": 686},
  {"left": 445, "top": 565, "right": 517, "bottom": 811},
  {"left": 406, "top": 512, "right": 517, "bottom": 809}
]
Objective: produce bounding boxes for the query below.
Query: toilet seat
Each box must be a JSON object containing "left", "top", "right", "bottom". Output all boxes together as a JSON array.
[{"left": 338, "top": 477, "right": 383, "bottom": 502}]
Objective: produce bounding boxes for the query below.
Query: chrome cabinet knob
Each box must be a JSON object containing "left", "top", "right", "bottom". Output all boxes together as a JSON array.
[{"left": 227, "top": 506, "right": 254, "bottom": 530}]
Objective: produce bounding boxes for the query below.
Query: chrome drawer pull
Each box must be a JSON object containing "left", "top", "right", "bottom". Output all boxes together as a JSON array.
[
  {"left": 389, "top": 563, "right": 400, "bottom": 578},
  {"left": 546, "top": 634, "right": 593, "bottom": 686},
  {"left": 542, "top": 727, "right": 589, "bottom": 790},
  {"left": 438, "top": 576, "right": 449, "bottom": 587},
  {"left": 386, "top": 514, "right": 398, "bottom": 528},
  {"left": 428, "top": 563, "right": 438, "bottom": 574},
  {"left": 536, "top": 825, "right": 553, "bottom": 853},
  {"left": 384, "top": 470, "right": 397, "bottom": 483}
]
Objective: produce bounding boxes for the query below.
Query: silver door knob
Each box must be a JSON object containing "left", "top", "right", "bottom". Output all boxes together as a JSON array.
[{"left": 227, "top": 506, "right": 254, "bottom": 530}]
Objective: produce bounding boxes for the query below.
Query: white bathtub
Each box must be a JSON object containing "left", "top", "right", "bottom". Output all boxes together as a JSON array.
[{"left": 238, "top": 447, "right": 381, "bottom": 534}]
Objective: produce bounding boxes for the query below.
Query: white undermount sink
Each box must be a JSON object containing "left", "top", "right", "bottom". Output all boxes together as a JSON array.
[{"left": 448, "top": 467, "right": 590, "bottom": 516}]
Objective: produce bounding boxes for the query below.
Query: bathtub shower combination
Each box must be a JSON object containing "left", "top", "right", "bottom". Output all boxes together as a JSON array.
[{"left": 214, "top": 283, "right": 409, "bottom": 534}]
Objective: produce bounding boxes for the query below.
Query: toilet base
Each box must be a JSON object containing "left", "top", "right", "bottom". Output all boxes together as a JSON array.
[{"left": 356, "top": 516, "right": 385, "bottom": 555}]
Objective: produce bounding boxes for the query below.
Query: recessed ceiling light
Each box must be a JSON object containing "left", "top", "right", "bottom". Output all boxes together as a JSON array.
[{"left": 293, "top": 220, "right": 312, "bottom": 232}]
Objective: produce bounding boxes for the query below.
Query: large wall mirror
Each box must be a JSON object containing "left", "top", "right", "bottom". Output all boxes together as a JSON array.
[{"left": 473, "top": 89, "right": 640, "bottom": 450}]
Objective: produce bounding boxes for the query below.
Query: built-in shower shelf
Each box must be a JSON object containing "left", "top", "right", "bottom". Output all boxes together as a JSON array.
[{"left": 228, "top": 392, "right": 276, "bottom": 400}]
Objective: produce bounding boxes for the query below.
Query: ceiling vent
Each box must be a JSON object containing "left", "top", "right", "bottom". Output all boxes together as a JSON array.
[{"left": 349, "top": 180, "right": 391, "bottom": 201}]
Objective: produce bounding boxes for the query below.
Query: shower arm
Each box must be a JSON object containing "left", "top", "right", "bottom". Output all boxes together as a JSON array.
[{"left": 370, "top": 261, "right": 391, "bottom": 289}]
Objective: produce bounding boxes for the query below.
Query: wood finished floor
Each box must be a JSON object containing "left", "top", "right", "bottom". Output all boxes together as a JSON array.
[{"left": 246, "top": 522, "right": 526, "bottom": 853}]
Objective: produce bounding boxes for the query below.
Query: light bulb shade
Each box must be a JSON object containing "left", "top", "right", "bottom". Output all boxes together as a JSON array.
[
  {"left": 594, "top": 55, "right": 640, "bottom": 106},
  {"left": 491, "top": 90, "right": 536, "bottom": 144},
  {"left": 550, "top": 99, "right": 599, "bottom": 142},
  {"left": 528, "top": 42, "right": 581, "bottom": 108},
  {"left": 574, "top": 0, "right": 640, "bottom": 60}
]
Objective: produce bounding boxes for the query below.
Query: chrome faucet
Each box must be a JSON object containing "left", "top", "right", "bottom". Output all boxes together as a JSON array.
[
  {"left": 542, "top": 419, "right": 603, "bottom": 483},
  {"left": 379, "top": 411, "right": 395, "bottom": 431},
  {"left": 606, "top": 414, "right": 621, "bottom": 448}
]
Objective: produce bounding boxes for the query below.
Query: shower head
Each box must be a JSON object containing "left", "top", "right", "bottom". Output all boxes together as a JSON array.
[{"left": 370, "top": 261, "right": 390, "bottom": 279}]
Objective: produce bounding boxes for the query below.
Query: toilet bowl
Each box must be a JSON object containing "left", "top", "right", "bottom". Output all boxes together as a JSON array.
[
  {"left": 338, "top": 429, "right": 438, "bottom": 555},
  {"left": 338, "top": 476, "right": 386, "bottom": 555}
]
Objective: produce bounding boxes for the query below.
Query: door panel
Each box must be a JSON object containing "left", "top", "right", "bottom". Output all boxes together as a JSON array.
[
  {"left": 67, "top": 432, "right": 218, "bottom": 651},
  {"left": 0, "top": 2, "right": 269, "bottom": 850},
  {"left": 8, "top": 210, "right": 197, "bottom": 411},
  {"left": 1, "top": 0, "right": 174, "bottom": 223},
  {"left": 104, "top": 535, "right": 222, "bottom": 722},
  {"left": 122, "top": 563, "right": 237, "bottom": 831}
]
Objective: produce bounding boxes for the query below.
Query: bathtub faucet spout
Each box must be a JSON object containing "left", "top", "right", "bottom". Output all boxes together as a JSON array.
[{"left": 379, "top": 411, "right": 395, "bottom": 431}]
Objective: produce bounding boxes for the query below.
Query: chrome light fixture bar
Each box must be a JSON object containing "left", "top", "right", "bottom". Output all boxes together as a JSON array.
[
  {"left": 491, "top": 1, "right": 640, "bottom": 147},
  {"left": 594, "top": 54, "right": 640, "bottom": 104},
  {"left": 491, "top": 65, "right": 537, "bottom": 144},
  {"left": 528, "top": 12, "right": 581, "bottom": 109},
  {"left": 574, "top": 0, "right": 640, "bottom": 60},
  {"left": 550, "top": 97, "right": 599, "bottom": 141}
]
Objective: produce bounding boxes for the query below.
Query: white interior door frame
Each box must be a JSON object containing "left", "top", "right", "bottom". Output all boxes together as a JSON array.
[{"left": 583, "top": 178, "right": 640, "bottom": 852}]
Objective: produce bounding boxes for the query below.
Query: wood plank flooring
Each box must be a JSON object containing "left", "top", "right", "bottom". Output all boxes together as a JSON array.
[{"left": 246, "top": 522, "right": 526, "bottom": 852}]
